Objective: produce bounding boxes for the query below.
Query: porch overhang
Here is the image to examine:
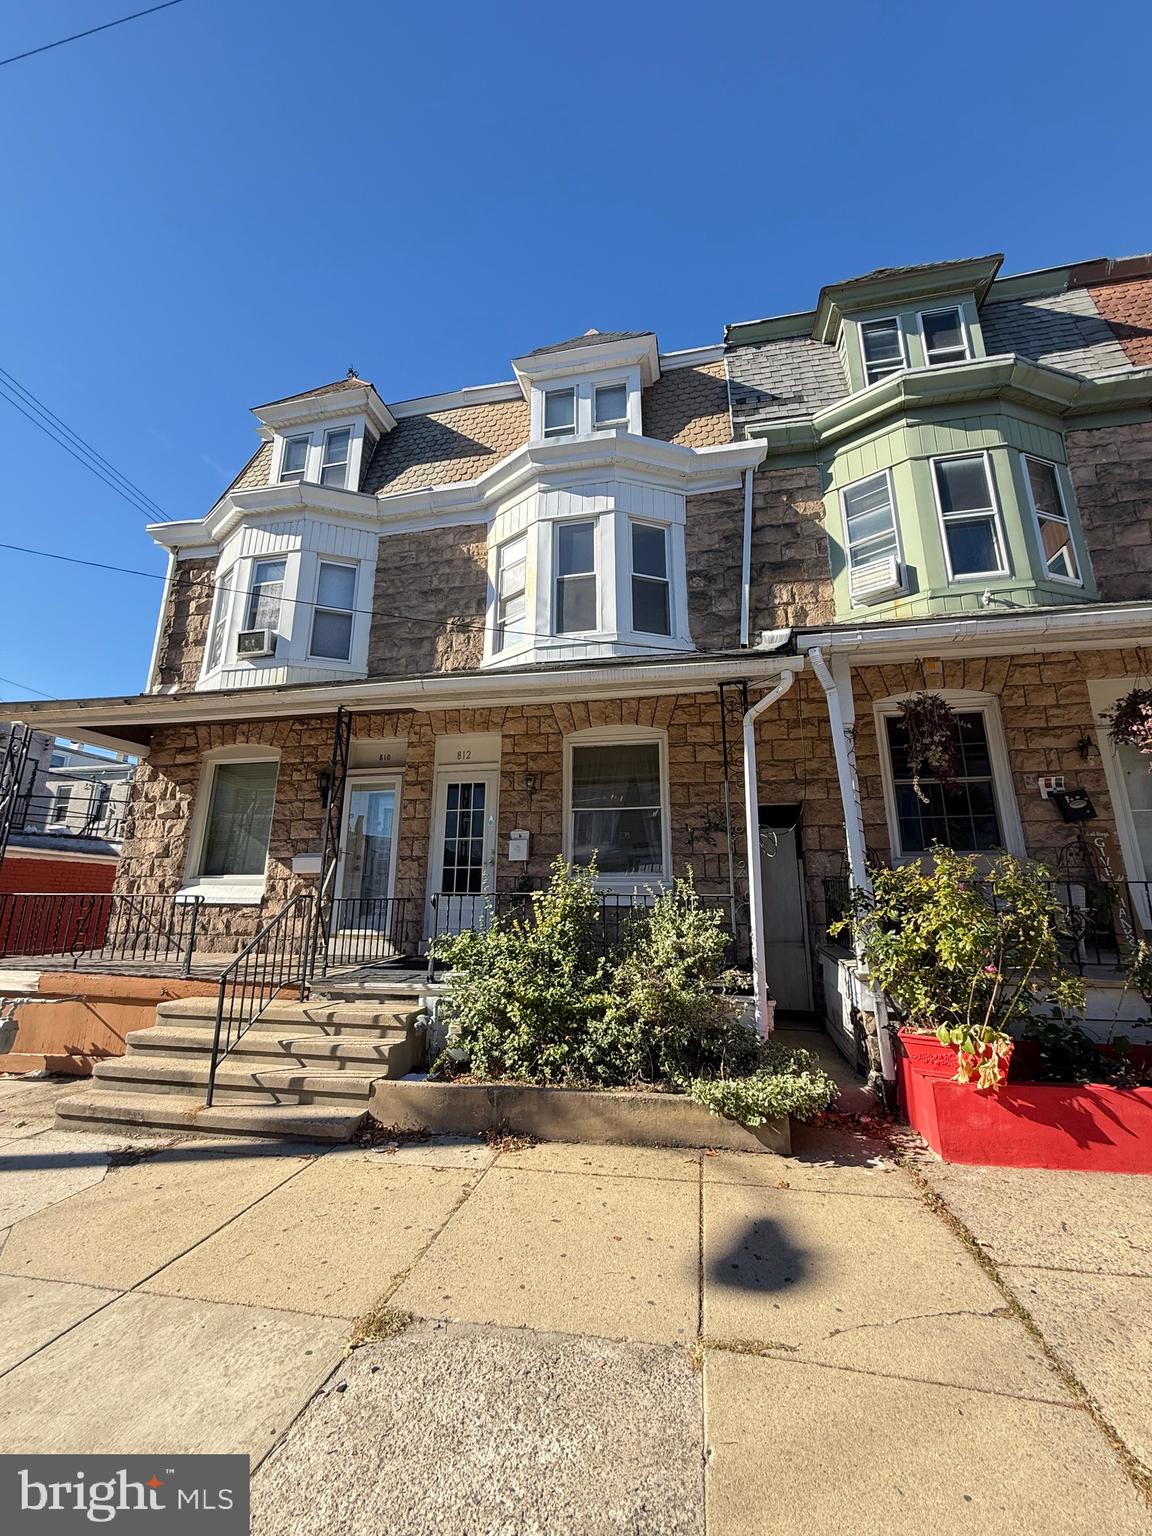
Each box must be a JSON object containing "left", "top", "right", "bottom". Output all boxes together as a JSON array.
[
  {"left": 0, "top": 649, "right": 799, "bottom": 757},
  {"left": 800, "top": 600, "right": 1152, "bottom": 665}
]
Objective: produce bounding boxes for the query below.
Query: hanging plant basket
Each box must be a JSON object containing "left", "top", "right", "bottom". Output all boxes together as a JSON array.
[
  {"left": 897, "top": 692, "right": 960, "bottom": 803},
  {"left": 1102, "top": 687, "right": 1152, "bottom": 762}
]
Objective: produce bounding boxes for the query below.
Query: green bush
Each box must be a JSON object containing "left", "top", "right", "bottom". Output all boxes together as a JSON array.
[{"left": 434, "top": 858, "right": 838, "bottom": 1124}]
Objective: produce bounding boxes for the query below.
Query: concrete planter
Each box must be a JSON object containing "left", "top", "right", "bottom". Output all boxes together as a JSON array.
[{"left": 368, "top": 1078, "right": 789, "bottom": 1154}]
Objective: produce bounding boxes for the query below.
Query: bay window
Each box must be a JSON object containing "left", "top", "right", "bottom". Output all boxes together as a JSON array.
[
  {"left": 932, "top": 454, "right": 1008, "bottom": 580},
  {"left": 206, "top": 565, "right": 235, "bottom": 670},
  {"left": 494, "top": 535, "right": 527, "bottom": 653},
  {"left": 245, "top": 559, "right": 286, "bottom": 633},
  {"left": 309, "top": 561, "right": 356, "bottom": 660},
  {"left": 555, "top": 522, "right": 597, "bottom": 633},
  {"left": 1024, "top": 456, "right": 1080, "bottom": 584},
  {"left": 631, "top": 522, "right": 670, "bottom": 635},
  {"left": 860, "top": 318, "right": 905, "bottom": 385},
  {"left": 842, "top": 472, "right": 901, "bottom": 594},
  {"left": 569, "top": 737, "right": 667, "bottom": 881}
]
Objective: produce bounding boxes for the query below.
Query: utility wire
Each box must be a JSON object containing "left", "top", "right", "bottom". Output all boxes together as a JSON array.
[
  {"left": 0, "top": 2, "right": 185, "bottom": 69},
  {"left": 0, "top": 366, "right": 169, "bottom": 521},
  {"left": 0, "top": 539, "right": 693, "bottom": 654},
  {"left": 0, "top": 379, "right": 172, "bottom": 523},
  {"left": 0, "top": 673, "right": 54, "bottom": 699}
]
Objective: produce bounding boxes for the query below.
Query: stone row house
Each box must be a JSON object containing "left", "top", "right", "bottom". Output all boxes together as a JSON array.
[{"left": 5, "top": 249, "right": 1152, "bottom": 1079}]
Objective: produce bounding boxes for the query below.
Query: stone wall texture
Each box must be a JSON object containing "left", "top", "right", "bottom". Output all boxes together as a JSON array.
[
  {"left": 1067, "top": 421, "right": 1152, "bottom": 603},
  {"left": 367, "top": 523, "right": 488, "bottom": 677},
  {"left": 153, "top": 557, "right": 215, "bottom": 689}
]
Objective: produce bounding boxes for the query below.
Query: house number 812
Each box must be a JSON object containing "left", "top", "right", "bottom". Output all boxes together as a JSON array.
[{"left": 456, "top": 750, "right": 472, "bottom": 761}]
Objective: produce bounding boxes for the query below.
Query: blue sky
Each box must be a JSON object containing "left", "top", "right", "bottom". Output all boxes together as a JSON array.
[{"left": 1, "top": 0, "right": 1149, "bottom": 702}]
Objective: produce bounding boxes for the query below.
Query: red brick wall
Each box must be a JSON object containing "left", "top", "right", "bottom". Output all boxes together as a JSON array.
[{"left": 0, "top": 856, "right": 117, "bottom": 894}]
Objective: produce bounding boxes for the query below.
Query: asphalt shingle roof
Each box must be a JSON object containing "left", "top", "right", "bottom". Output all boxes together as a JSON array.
[
  {"left": 519, "top": 331, "right": 651, "bottom": 358},
  {"left": 980, "top": 288, "right": 1130, "bottom": 378}
]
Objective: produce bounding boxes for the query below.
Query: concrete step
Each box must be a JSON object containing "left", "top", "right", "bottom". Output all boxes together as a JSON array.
[
  {"left": 92, "top": 1053, "right": 398, "bottom": 1105},
  {"left": 55, "top": 1089, "right": 365, "bottom": 1142},
  {"left": 126, "top": 1024, "right": 414, "bottom": 1066},
  {"left": 155, "top": 998, "right": 421, "bottom": 1034}
]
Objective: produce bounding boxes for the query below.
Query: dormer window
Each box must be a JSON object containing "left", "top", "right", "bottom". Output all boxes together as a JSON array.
[
  {"left": 280, "top": 437, "right": 309, "bottom": 484},
  {"left": 860, "top": 319, "right": 906, "bottom": 385},
  {"left": 594, "top": 383, "right": 628, "bottom": 430},
  {"left": 919, "top": 307, "right": 970, "bottom": 366},
  {"left": 544, "top": 389, "right": 576, "bottom": 439},
  {"left": 319, "top": 428, "right": 351, "bottom": 488}
]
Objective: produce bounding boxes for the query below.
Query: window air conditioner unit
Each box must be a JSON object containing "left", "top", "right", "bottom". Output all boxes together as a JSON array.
[
  {"left": 236, "top": 628, "right": 276, "bottom": 659},
  {"left": 850, "top": 555, "right": 904, "bottom": 605}
]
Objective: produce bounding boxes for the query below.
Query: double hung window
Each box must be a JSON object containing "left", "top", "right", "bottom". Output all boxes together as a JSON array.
[{"left": 933, "top": 455, "right": 1007, "bottom": 579}]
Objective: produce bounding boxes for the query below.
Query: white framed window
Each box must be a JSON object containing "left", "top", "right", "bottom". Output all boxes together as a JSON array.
[
  {"left": 1023, "top": 456, "right": 1081, "bottom": 585},
  {"left": 631, "top": 522, "right": 670, "bottom": 636},
  {"left": 494, "top": 535, "right": 527, "bottom": 654},
  {"left": 841, "top": 471, "right": 901, "bottom": 584},
  {"left": 244, "top": 559, "right": 286, "bottom": 634},
  {"left": 566, "top": 731, "right": 669, "bottom": 886},
  {"left": 279, "top": 436, "right": 309, "bottom": 485},
  {"left": 320, "top": 428, "right": 352, "bottom": 488},
  {"left": 544, "top": 389, "right": 576, "bottom": 439},
  {"left": 182, "top": 750, "right": 280, "bottom": 901},
  {"left": 860, "top": 317, "right": 906, "bottom": 385},
  {"left": 309, "top": 560, "right": 357, "bottom": 660},
  {"left": 875, "top": 693, "right": 1024, "bottom": 863},
  {"left": 555, "top": 521, "right": 597, "bottom": 634},
  {"left": 932, "top": 453, "right": 1009, "bottom": 580},
  {"left": 594, "top": 382, "right": 628, "bottom": 431},
  {"left": 206, "top": 565, "right": 235, "bottom": 670},
  {"left": 918, "top": 306, "right": 969, "bottom": 366}
]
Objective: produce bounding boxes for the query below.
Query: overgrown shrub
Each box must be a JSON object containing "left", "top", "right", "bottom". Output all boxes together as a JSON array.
[{"left": 434, "top": 858, "right": 838, "bottom": 1124}]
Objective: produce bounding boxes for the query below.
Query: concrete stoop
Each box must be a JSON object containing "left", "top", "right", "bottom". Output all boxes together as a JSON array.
[{"left": 54, "top": 993, "right": 424, "bottom": 1142}]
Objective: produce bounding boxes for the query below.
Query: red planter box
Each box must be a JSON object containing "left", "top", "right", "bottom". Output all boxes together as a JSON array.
[{"left": 898, "top": 1031, "right": 1152, "bottom": 1174}]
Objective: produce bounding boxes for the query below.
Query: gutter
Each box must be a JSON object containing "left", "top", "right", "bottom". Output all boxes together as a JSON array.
[
  {"left": 807, "top": 647, "right": 896, "bottom": 1087},
  {"left": 741, "top": 669, "right": 798, "bottom": 1034}
]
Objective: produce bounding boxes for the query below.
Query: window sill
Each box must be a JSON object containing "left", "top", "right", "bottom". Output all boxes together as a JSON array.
[{"left": 177, "top": 881, "right": 266, "bottom": 906}]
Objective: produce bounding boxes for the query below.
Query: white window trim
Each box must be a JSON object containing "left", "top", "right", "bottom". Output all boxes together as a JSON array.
[
  {"left": 319, "top": 427, "right": 353, "bottom": 489},
  {"left": 244, "top": 557, "right": 288, "bottom": 634},
  {"left": 859, "top": 316, "right": 907, "bottom": 387},
  {"left": 628, "top": 518, "right": 673, "bottom": 637},
  {"left": 562, "top": 726, "right": 671, "bottom": 892},
  {"left": 1088, "top": 678, "right": 1152, "bottom": 909},
  {"left": 307, "top": 557, "right": 359, "bottom": 661},
  {"left": 873, "top": 691, "right": 1024, "bottom": 864},
  {"left": 492, "top": 533, "right": 528, "bottom": 655},
  {"left": 553, "top": 519, "right": 600, "bottom": 637},
  {"left": 1021, "top": 454, "right": 1083, "bottom": 587},
  {"left": 916, "top": 305, "right": 972, "bottom": 367},
  {"left": 543, "top": 387, "right": 577, "bottom": 439},
  {"left": 931, "top": 450, "right": 1011, "bottom": 583},
  {"left": 529, "top": 366, "right": 642, "bottom": 441},
  {"left": 179, "top": 745, "right": 281, "bottom": 904},
  {"left": 839, "top": 467, "right": 905, "bottom": 573},
  {"left": 278, "top": 435, "right": 310, "bottom": 485},
  {"left": 204, "top": 564, "right": 237, "bottom": 674},
  {"left": 271, "top": 416, "right": 365, "bottom": 492}
]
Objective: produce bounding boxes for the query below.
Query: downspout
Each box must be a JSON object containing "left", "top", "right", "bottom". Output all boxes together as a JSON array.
[
  {"left": 806, "top": 646, "right": 896, "bottom": 1087},
  {"left": 743, "top": 668, "right": 796, "bottom": 1035},
  {"left": 739, "top": 467, "right": 754, "bottom": 647}
]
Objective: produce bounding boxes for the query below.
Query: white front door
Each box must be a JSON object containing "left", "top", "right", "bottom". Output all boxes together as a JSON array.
[
  {"left": 336, "top": 776, "right": 400, "bottom": 929},
  {"left": 427, "top": 770, "right": 499, "bottom": 938}
]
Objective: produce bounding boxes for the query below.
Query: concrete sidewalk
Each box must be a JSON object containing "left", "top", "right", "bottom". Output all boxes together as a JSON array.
[{"left": 0, "top": 1077, "right": 1148, "bottom": 1534}]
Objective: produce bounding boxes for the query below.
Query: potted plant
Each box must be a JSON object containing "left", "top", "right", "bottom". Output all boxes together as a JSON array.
[
  {"left": 897, "top": 692, "right": 961, "bottom": 802},
  {"left": 1102, "top": 686, "right": 1152, "bottom": 763},
  {"left": 834, "top": 848, "right": 1086, "bottom": 1090}
]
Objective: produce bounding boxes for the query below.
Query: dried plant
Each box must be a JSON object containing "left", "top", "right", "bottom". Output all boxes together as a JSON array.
[{"left": 897, "top": 692, "right": 961, "bottom": 803}]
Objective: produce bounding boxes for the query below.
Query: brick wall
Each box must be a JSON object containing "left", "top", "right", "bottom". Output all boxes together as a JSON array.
[
  {"left": 0, "top": 854, "right": 117, "bottom": 894},
  {"left": 1067, "top": 421, "right": 1152, "bottom": 603},
  {"left": 367, "top": 524, "right": 488, "bottom": 677}
]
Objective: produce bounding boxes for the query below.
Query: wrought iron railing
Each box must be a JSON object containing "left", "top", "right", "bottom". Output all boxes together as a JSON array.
[
  {"left": 205, "top": 892, "right": 316, "bottom": 1107},
  {"left": 0, "top": 891, "right": 203, "bottom": 973},
  {"left": 10, "top": 791, "right": 127, "bottom": 841},
  {"left": 321, "top": 897, "right": 414, "bottom": 972},
  {"left": 425, "top": 888, "right": 738, "bottom": 981}
]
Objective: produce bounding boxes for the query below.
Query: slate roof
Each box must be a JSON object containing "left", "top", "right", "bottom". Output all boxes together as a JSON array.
[
  {"left": 980, "top": 288, "right": 1131, "bottom": 378},
  {"left": 362, "top": 397, "right": 531, "bottom": 496},
  {"left": 726, "top": 334, "right": 849, "bottom": 425}
]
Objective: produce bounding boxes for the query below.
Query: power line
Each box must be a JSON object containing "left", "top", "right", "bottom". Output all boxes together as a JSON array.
[
  {"left": 0, "top": 377, "right": 172, "bottom": 523},
  {"left": 0, "top": 366, "right": 169, "bottom": 521},
  {"left": 0, "top": 539, "right": 694, "bottom": 653},
  {"left": 0, "top": 2, "right": 185, "bottom": 69},
  {"left": 0, "top": 673, "right": 53, "bottom": 700}
]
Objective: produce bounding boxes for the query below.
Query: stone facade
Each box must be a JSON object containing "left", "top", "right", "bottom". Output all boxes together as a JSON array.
[
  {"left": 367, "top": 523, "right": 488, "bottom": 678},
  {"left": 152, "top": 557, "right": 215, "bottom": 689},
  {"left": 1067, "top": 421, "right": 1152, "bottom": 603}
]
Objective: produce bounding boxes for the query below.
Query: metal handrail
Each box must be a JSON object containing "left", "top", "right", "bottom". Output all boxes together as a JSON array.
[
  {"left": 205, "top": 892, "right": 316, "bottom": 1107},
  {"left": 0, "top": 890, "right": 203, "bottom": 972}
]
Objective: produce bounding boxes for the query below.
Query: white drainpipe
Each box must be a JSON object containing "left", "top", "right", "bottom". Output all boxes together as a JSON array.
[
  {"left": 743, "top": 668, "right": 797, "bottom": 1035},
  {"left": 739, "top": 467, "right": 755, "bottom": 647},
  {"left": 806, "top": 646, "right": 896, "bottom": 1084}
]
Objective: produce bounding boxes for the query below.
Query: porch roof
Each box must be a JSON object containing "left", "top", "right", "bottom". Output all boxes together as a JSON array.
[{"left": 0, "top": 649, "right": 797, "bottom": 757}]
